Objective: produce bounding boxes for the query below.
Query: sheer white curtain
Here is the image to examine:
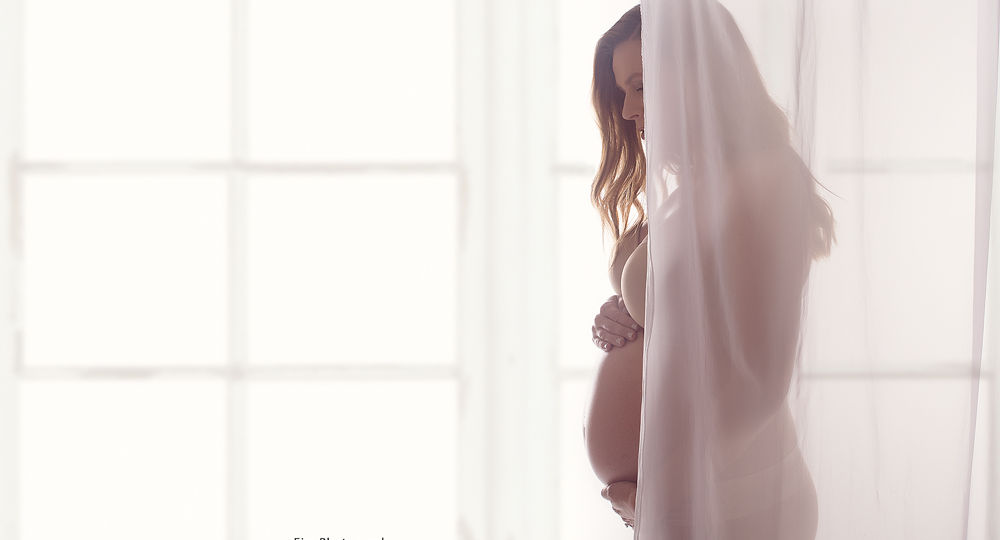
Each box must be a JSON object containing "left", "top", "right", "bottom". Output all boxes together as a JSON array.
[{"left": 636, "top": 0, "right": 996, "bottom": 538}]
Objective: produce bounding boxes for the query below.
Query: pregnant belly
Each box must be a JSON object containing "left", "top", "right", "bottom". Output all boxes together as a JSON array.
[{"left": 583, "top": 329, "right": 644, "bottom": 485}]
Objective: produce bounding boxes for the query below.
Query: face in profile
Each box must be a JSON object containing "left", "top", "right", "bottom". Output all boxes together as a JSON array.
[
  {"left": 611, "top": 35, "right": 689, "bottom": 166},
  {"left": 612, "top": 38, "right": 645, "bottom": 141}
]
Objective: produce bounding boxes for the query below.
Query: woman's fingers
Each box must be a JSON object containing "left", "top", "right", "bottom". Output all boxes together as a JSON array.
[
  {"left": 592, "top": 332, "right": 612, "bottom": 351},
  {"left": 601, "top": 296, "right": 641, "bottom": 331},
  {"left": 594, "top": 313, "right": 638, "bottom": 344},
  {"left": 592, "top": 295, "right": 640, "bottom": 351},
  {"left": 593, "top": 324, "right": 625, "bottom": 347},
  {"left": 601, "top": 481, "right": 638, "bottom": 525},
  {"left": 601, "top": 480, "right": 636, "bottom": 502}
]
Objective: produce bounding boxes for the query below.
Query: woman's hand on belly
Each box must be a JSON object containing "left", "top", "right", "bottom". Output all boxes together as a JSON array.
[
  {"left": 602, "top": 480, "right": 637, "bottom": 528},
  {"left": 592, "top": 294, "right": 641, "bottom": 351}
]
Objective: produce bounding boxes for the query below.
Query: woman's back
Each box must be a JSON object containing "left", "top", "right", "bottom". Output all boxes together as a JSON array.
[{"left": 613, "top": 185, "right": 818, "bottom": 537}]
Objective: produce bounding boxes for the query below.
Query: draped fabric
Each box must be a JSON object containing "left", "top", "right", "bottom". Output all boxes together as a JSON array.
[{"left": 635, "top": 0, "right": 995, "bottom": 538}]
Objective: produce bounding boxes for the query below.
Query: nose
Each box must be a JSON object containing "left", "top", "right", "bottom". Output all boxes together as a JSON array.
[
  {"left": 622, "top": 96, "right": 643, "bottom": 127},
  {"left": 622, "top": 104, "right": 639, "bottom": 122}
]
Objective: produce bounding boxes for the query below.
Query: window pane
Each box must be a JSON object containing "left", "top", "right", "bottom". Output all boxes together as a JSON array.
[
  {"left": 248, "top": 0, "right": 455, "bottom": 162},
  {"left": 246, "top": 380, "right": 457, "bottom": 540},
  {"left": 19, "top": 380, "right": 227, "bottom": 540},
  {"left": 860, "top": 0, "right": 977, "bottom": 163},
  {"left": 23, "top": 174, "right": 228, "bottom": 367},
  {"left": 798, "top": 378, "right": 988, "bottom": 540},
  {"left": 811, "top": 0, "right": 978, "bottom": 164},
  {"left": 247, "top": 173, "right": 457, "bottom": 366},
  {"left": 810, "top": 0, "right": 863, "bottom": 166},
  {"left": 557, "top": 173, "right": 618, "bottom": 369},
  {"left": 23, "top": 0, "right": 230, "bottom": 160},
  {"left": 804, "top": 171, "right": 976, "bottom": 372}
]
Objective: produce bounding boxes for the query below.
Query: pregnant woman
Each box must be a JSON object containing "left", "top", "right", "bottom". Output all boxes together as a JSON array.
[{"left": 582, "top": 3, "right": 835, "bottom": 538}]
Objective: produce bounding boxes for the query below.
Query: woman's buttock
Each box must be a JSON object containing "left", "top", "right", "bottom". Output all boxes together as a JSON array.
[
  {"left": 582, "top": 328, "right": 644, "bottom": 485},
  {"left": 715, "top": 407, "right": 818, "bottom": 539},
  {"left": 718, "top": 449, "right": 819, "bottom": 540}
]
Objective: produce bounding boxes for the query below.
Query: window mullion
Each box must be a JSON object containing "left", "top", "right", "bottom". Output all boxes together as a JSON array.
[{"left": 456, "top": 0, "right": 559, "bottom": 538}]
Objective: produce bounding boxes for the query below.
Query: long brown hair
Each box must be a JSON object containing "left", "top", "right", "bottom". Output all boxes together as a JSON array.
[
  {"left": 591, "top": 2, "right": 836, "bottom": 268},
  {"left": 591, "top": 5, "right": 646, "bottom": 269}
]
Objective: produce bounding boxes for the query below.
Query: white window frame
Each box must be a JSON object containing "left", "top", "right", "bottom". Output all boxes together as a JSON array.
[{"left": 0, "top": 0, "right": 562, "bottom": 538}]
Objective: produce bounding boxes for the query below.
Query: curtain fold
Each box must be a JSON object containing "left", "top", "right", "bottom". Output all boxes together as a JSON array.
[{"left": 635, "top": 0, "right": 995, "bottom": 538}]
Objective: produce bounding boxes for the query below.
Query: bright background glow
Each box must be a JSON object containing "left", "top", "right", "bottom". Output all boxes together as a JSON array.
[{"left": 7, "top": 0, "right": 997, "bottom": 538}]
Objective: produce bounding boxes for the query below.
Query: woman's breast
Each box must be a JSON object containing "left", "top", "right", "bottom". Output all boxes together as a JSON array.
[
  {"left": 620, "top": 237, "right": 648, "bottom": 327},
  {"left": 583, "top": 328, "right": 644, "bottom": 485}
]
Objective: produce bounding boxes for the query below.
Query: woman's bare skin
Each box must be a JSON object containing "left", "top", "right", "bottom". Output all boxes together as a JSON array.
[
  {"left": 602, "top": 480, "right": 637, "bottom": 528},
  {"left": 584, "top": 224, "right": 647, "bottom": 527},
  {"left": 585, "top": 33, "right": 818, "bottom": 536},
  {"left": 591, "top": 294, "right": 640, "bottom": 352},
  {"left": 585, "top": 208, "right": 817, "bottom": 533},
  {"left": 583, "top": 39, "right": 649, "bottom": 525}
]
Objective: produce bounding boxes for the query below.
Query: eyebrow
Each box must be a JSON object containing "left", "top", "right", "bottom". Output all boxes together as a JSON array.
[{"left": 616, "top": 72, "right": 642, "bottom": 91}]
